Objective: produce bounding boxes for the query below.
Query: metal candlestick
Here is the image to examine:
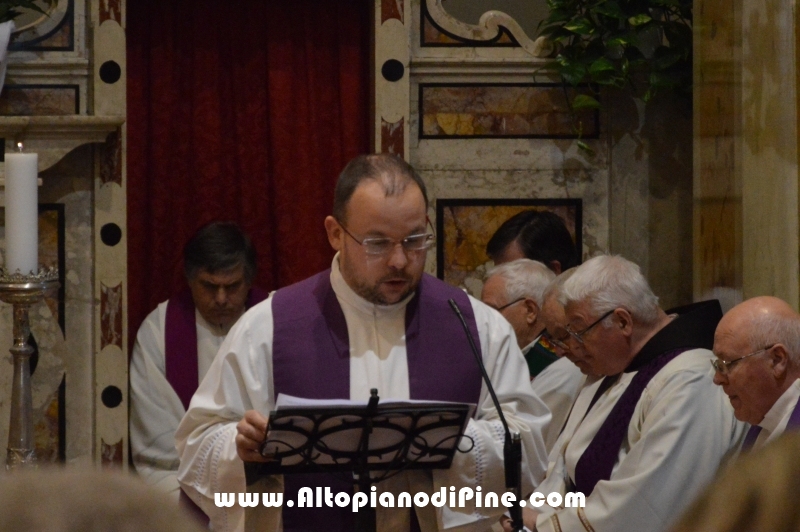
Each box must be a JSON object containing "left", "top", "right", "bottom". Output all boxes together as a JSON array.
[{"left": 0, "top": 267, "right": 59, "bottom": 470}]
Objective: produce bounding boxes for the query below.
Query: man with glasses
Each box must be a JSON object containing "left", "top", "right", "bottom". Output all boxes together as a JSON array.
[
  {"left": 175, "top": 154, "right": 551, "bottom": 532},
  {"left": 712, "top": 296, "right": 800, "bottom": 451},
  {"left": 526, "top": 255, "right": 745, "bottom": 532},
  {"left": 482, "top": 261, "right": 584, "bottom": 453},
  {"left": 481, "top": 259, "right": 557, "bottom": 377}
]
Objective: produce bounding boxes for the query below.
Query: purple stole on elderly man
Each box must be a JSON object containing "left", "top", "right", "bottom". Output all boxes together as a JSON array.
[
  {"left": 572, "top": 300, "right": 723, "bottom": 497},
  {"left": 164, "top": 286, "right": 269, "bottom": 410},
  {"left": 742, "top": 388, "right": 800, "bottom": 449},
  {"left": 269, "top": 270, "right": 483, "bottom": 532}
]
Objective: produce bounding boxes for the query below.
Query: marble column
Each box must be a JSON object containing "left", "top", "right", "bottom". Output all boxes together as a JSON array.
[{"left": 694, "top": 0, "right": 799, "bottom": 309}]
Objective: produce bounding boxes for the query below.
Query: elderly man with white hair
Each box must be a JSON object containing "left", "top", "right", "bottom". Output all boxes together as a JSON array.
[
  {"left": 712, "top": 296, "right": 800, "bottom": 450},
  {"left": 517, "top": 255, "right": 745, "bottom": 532},
  {"left": 482, "top": 260, "right": 585, "bottom": 452},
  {"left": 482, "top": 259, "right": 558, "bottom": 376}
]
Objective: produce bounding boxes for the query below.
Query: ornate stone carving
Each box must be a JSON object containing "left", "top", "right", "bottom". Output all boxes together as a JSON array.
[{"left": 423, "top": 0, "right": 553, "bottom": 57}]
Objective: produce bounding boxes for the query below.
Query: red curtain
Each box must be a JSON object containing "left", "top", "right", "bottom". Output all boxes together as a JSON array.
[{"left": 127, "top": 1, "right": 371, "bottom": 339}]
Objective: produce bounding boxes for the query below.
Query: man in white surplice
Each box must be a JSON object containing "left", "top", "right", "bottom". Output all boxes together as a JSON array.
[
  {"left": 509, "top": 255, "right": 746, "bottom": 532},
  {"left": 130, "top": 222, "right": 260, "bottom": 500},
  {"left": 712, "top": 296, "right": 800, "bottom": 451},
  {"left": 175, "top": 154, "right": 551, "bottom": 532},
  {"left": 481, "top": 260, "right": 584, "bottom": 454}
]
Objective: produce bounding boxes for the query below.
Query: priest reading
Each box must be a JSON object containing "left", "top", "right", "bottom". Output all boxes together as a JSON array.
[{"left": 175, "top": 154, "right": 551, "bottom": 532}]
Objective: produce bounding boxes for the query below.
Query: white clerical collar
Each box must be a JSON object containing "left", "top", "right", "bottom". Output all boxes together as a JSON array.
[
  {"left": 759, "top": 378, "right": 800, "bottom": 433},
  {"left": 194, "top": 308, "right": 237, "bottom": 337},
  {"left": 330, "top": 253, "right": 415, "bottom": 317}
]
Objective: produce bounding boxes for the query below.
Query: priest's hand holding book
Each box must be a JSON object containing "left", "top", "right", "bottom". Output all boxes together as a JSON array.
[{"left": 235, "top": 410, "right": 270, "bottom": 462}]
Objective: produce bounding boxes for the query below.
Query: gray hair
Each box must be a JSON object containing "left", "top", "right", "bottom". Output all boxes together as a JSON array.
[
  {"left": 542, "top": 267, "right": 577, "bottom": 304},
  {"left": 560, "top": 255, "right": 660, "bottom": 325},
  {"left": 747, "top": 312, "right": 800, "bottom": 364},
  {"left": 486, "top": 259, "right": 555, "bottom": 307}
]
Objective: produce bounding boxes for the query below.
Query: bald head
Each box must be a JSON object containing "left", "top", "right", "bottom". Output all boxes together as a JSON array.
[
  {"left": 713, "top": 296, "right": 800, "bottom": 424},
  {"left": 716, "top": 297, "right": 800, "bottom": 363}
]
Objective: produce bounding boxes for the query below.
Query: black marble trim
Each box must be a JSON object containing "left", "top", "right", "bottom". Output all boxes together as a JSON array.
[{"left": 418, "top": 82, "right": 600, "bottom": 140}]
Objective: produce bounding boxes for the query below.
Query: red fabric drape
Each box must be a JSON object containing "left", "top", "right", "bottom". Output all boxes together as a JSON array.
[{"left": 127, "top": 1, "right": 370, "bottom": 340}]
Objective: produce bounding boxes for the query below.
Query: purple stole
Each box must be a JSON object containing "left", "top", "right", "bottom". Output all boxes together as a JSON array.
[
  {"left": 164, "top": 286, "right": 268, "bottom": 525},
  {"left": 572, "top": 300, "right": 722, "bottom": 497},
  {"left": 165, "top": 286, "right": 268, "bottom": 410},
  {"left": 270, "top": 270, "right": 483, "bottom": 532},
  {"left": 743, "top": 387, "right": 800, "bottom": 449}
]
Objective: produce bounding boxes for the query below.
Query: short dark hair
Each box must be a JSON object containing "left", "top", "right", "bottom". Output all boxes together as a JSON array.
[
  {"left": 486, "top": 210, "right": 579, "bottom": 270},
  {"left": 332, "top": 154, "right": 428, "bottom": 223},
  {"left": 183, "top": 221, "right": 256, "bottom": 283}
]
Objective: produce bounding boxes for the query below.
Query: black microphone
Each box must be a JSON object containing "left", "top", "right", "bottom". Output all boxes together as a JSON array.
[{"left": 448, "top": 298, "right": 524, "bottom": 532}]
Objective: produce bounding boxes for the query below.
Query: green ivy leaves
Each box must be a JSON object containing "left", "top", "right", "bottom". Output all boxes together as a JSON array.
[{"left": 538, "top": 0, "right": 692, "bottom": 152}]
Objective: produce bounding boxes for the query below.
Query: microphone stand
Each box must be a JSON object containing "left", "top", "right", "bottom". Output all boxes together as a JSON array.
[{"left": 448, "top": 299, "right": 524, "bottom": 532}]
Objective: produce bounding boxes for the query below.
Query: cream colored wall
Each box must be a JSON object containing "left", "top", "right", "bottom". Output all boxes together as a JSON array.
[{"left": 695, "top": 0, "right": 799, "bottom": 310}]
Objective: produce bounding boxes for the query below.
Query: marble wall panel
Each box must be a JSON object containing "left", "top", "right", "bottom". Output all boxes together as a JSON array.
[
  {"left": 420, "top": 84, "right": 598, "bottom": 138},
  {"left": 438, "top": 200, "right": 581, "bottom": 294},
  {"left": 412, "top": 115, "right": 609, "bottom": 295},
  {"left": 408, "top": 0, "right": 696, "bottom": 309},
  {"left": 39, "top": 145, "right": 95, "bottom": 464},
  {"left": 0, "top": 85, "right": 79, "bottom": 116}
]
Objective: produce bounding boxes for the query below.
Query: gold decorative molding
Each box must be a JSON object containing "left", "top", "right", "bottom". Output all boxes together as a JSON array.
[{"left": 424, "top": 0, "right": 553, "bottom": 58}]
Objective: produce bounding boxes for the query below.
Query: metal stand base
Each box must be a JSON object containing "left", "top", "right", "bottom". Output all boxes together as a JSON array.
[{"left": 0, "top": 267, "right": 59, "bottom": 471}]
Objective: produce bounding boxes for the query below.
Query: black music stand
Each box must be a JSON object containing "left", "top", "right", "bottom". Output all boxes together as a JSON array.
[{"left": 250, "top": 389, "right": 474, "bottom": 532}]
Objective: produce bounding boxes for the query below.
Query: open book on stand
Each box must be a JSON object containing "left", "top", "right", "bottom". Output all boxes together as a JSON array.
[{"left": 254, "top": 391, "right": 476, "bottom": 475}]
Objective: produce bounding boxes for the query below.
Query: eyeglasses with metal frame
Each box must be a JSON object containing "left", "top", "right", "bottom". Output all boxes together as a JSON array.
[
  {"left": 711, "top": 344, "right": 775, "bottom": 375},
  {"left": 337, "top": 219, "right": 435, "bottom": 257},
  {"left": 541, "top": 329, "right": 570, "bottom": 351},
  {"left": 491, "top": 298, "right": 525, "bottom": 312},
  {"left": 564, "top": 309, "right": 616, "bottom": 344}
]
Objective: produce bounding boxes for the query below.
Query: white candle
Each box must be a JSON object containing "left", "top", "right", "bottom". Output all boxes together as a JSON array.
[{"left": 4, "top": 145, "right": 38, "bottom": 275}]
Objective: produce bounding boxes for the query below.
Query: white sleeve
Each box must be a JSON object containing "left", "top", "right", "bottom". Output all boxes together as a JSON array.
[
  {"left": 129, "top": 302, "right": 182, "bottom": 501},
  {"left": 531, "top": 359, "right": 586, "bottom": 453},
  {"left": 536, "top": 353, "right": 746, "bottom": 532},
  {"left": 175, "top": 299, "right": 278, "bottom": 532},
  {"left": 434, "top": 297, "right": 551, "bottom": 531}
]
